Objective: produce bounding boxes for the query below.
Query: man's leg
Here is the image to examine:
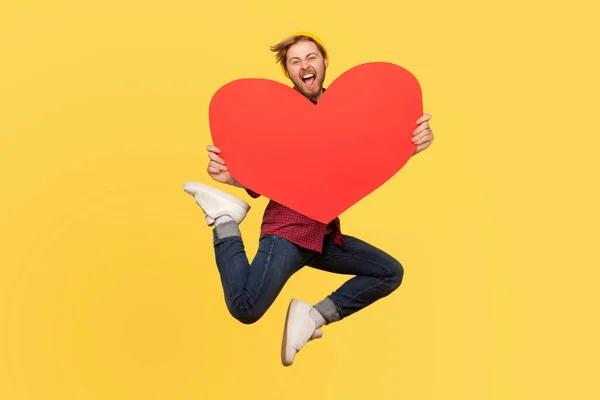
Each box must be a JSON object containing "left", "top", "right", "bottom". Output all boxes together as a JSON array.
[
  {"left": 309, "top": 234, "right": 404, "bottom": 323},
  {"left": 213, "top": 229, "right": 313, "bottom": 324},
  {"left": 184, "top": 182, "right": 314, "bottom": 324},
  {"left": 281, "top": 233, "right": 403, "bottom": 366}
]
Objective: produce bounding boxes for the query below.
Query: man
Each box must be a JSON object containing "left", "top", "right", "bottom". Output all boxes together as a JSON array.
[{"left": 183, "top": 33, "right": 434, "bottom": 366}]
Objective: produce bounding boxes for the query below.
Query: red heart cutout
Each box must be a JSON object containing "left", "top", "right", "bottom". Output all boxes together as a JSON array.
[{"left": 209, "top": 62, "right": 422, "bottom": 224}]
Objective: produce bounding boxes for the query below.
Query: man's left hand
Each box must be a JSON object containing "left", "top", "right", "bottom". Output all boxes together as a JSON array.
[{"left": 412, "top": 113, "right": 434, "bottom": 155}]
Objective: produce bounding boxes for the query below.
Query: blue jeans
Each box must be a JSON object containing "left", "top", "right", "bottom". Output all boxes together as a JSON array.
[{"left": 212, "top": 227, "right": 404, "bottom": 325}]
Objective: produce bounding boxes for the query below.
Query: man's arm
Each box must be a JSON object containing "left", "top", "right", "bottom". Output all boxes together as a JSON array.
[
  {"left": 206, "top": 144, "right": 261, "bottom": 198},
  {"left": 232, "top": 180, "right": 261, "bottom": 198},
  {"left": 244, "top": 188, "right": 261, "bottom": 198},
  {"left": 227, "top": 177, "right": 261, "bottom": 198}
]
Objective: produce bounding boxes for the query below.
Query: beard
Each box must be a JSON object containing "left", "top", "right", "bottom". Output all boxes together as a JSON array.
[{"left": 295, "top": 71, "right": 326, "bottom": 100}]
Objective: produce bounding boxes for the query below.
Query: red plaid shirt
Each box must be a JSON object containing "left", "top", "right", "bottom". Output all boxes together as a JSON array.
[
  {"left": 243, "top": 87, "right": 347, "bottom": 253},
  {"left": 245, "top": 188, "right": 346, "bottom": 253}
]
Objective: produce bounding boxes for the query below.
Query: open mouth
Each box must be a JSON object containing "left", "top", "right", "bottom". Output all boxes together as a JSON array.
[{"left": 301, "top": 73, "right": 316, "bottom": 87}]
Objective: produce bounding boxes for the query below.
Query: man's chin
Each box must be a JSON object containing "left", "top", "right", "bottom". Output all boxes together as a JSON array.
[{"left": 300, "top": 86, "right": 322, "bottom": 100}]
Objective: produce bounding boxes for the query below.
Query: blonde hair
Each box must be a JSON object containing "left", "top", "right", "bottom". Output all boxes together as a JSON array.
[{"left": 270, "top": 33, "right": 328, "bottom": 75}]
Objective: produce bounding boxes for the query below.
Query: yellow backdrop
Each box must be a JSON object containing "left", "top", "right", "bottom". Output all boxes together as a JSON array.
[{"left": 1, "top": 0, "right": 599, "bottom": 399}]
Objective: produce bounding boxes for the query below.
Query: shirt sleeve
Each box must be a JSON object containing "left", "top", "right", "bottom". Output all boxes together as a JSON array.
[{"left": 245, "top": 188, "right": 261, "bottom": 198}]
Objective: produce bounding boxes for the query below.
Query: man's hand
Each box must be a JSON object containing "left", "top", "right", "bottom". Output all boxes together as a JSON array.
[
  {"left": 412, "top": 113, "right": 434, "bottom": 155},
  {"left": 206, "top": 145, "right": 244, "bottom": 188}
]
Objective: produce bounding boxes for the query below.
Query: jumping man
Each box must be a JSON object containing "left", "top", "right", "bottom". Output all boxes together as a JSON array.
[{"left": 183, "top": 32, "right": 434, "bottom": 366}]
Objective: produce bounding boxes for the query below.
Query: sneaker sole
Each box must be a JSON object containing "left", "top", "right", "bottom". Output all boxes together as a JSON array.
[
  {"left": 183, "top": 182, "right": 250, "bottom": 211},
  {"left": 281, "top": 300, "right": 294, "bottom": 367}
]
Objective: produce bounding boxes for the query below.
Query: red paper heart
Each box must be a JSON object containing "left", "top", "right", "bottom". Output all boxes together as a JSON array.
[{"left": 209, "top": 62, "right": 422, "bottom": 224}]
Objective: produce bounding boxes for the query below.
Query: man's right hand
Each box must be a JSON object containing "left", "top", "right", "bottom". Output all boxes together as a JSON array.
[{"left": 206, "top": 145, "right": 244, "bottom": 188}]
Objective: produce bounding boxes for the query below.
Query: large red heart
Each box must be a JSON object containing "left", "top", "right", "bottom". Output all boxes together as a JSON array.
[{"left": 208, "top": 62, "right": 422, "bottom": 224}]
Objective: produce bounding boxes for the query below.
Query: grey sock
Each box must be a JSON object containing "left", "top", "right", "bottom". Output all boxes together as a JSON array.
[
  {"left": 309, "top": 307, "right": 327, "bottom": 329},
  {"left": 314, "top": 297, "right": 341, "bottom": 324},
  {"left": 214, "top": 219, "right": 240, "bottom": 239}
]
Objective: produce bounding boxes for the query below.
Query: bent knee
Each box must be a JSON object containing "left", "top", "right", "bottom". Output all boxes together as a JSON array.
[
  {"left": 387, "top": 258, "right": 404, "bottom": 290},
  {"left": 227, "top": 297, "right": 264, "bottom": 325},
  {"left": 232, "top": 312, "right": 261, "bottom": 325}
]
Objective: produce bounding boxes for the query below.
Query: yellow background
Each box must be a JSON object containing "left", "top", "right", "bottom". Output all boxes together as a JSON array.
[{"left": 1, "top": 0, "right": 599, "bottom": 399}]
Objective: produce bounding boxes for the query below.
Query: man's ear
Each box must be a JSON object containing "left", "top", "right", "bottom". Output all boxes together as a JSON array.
[{"left": 324, "top": 59, "right": 328, "bottom": 69}]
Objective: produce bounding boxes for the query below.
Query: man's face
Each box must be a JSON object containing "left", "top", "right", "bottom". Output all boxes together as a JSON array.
[{"left": 285, "top": 40, "right": 327, "bottom": 100}]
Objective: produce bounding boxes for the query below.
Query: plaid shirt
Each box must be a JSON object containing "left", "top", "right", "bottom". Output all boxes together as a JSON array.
[
  {"left": 245, "top": 188, "right": 346, "bottom": 253},
  {"left": 243, "top": 87, "right": 347, "bottom": 253}
]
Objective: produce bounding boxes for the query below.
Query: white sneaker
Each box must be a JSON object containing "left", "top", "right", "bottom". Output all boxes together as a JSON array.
[
  {"left": 281, "top": 299, "right": 323, "bottom": 366},
  {"left": 183, "top": 182, "right": 250, "bottom": 226}
]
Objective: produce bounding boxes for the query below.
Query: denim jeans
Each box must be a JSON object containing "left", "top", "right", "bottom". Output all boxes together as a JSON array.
[{"left": 212, "top": 226, "right": 404, "bottom": 325}]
